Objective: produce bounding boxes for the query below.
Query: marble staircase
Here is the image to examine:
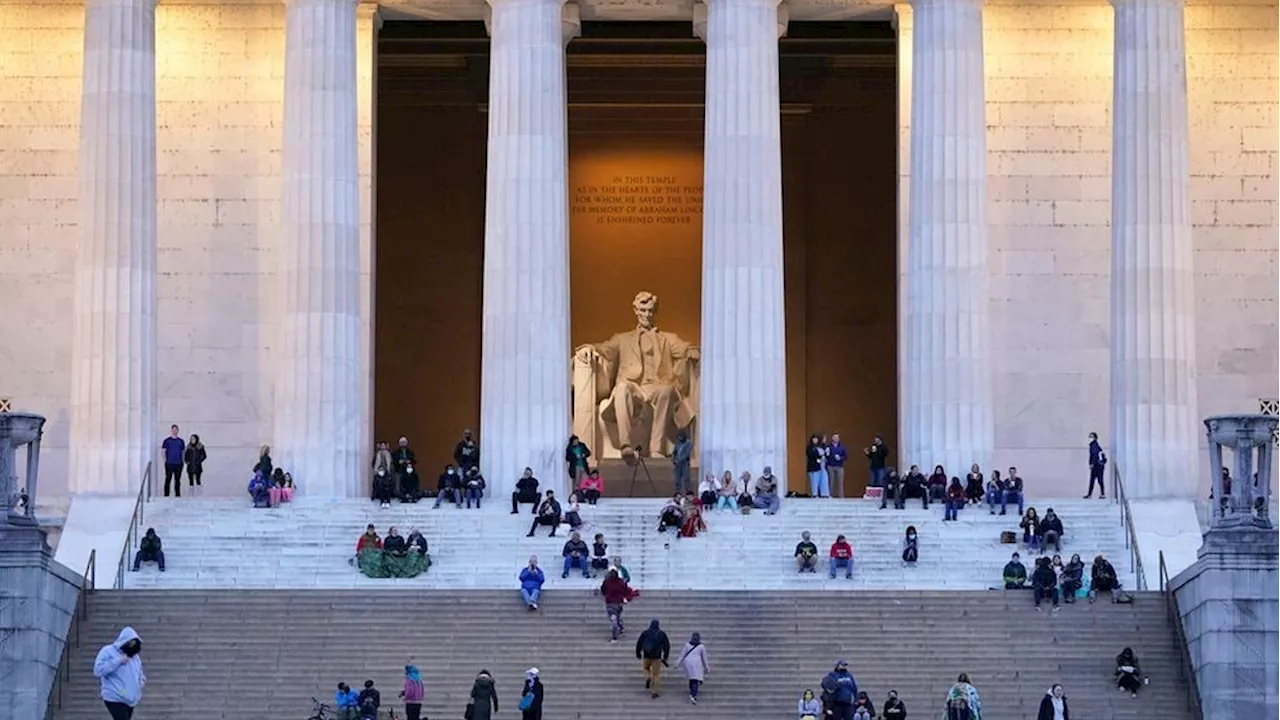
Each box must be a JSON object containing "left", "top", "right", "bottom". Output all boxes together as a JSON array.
[
  {"left": 120, "top": 496, "right": 1135, "bottom": 591},
  {"left": 49, "top": 589, "right": 1195, "bottom": 720}
]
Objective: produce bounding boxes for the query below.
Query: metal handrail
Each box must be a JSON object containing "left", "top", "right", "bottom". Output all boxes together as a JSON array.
[
  {"left": 1160, "top": 551, "right": 1204, "bottom": 720},
  {"left": 44, "top": 549, "right": 95, "bottom": 720},
  {"left": 1110, "top": 465, "right": 1147, "bottom": 590},
  {"left": 114, "top": 461, "right": 153, "bottom": 590}
]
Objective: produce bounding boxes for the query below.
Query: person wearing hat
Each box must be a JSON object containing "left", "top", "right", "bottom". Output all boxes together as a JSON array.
[
  {"left": 519, "top": 667, "right": 544, "bottom": 720},
  {"left": 356, "top": 680, "right": 380, "bottom": 719},
  {"left": 821, "top": 659, "right": 858, "bottom": 720}
]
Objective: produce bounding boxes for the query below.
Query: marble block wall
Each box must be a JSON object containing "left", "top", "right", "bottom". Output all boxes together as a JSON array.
[
  {"left": 897, "top": 3, "right": 1278, "bottom": 496},
  {"left": 0, "top": 3, "right": 376, "bottom": 500},
  {"left": 1172, "top": 528, "right": 1280, "bottom": 720},
  {"left": 0, "top": 532, "right": 84, "bottom": 720}
]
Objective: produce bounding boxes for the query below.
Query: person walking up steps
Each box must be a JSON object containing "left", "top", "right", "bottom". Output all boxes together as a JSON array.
[
  {"left": 674, "top": 632, "right": 709, "bottom": 705},
  {"left": 635, "top": 618, "right": 671, "bottom": 698},
  {"left": 601, "top": 568, "right": 636, "bottom": 642}
]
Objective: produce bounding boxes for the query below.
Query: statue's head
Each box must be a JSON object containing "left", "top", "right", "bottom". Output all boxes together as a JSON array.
[{"left": 633, "top": 291, "right": 658, "bottom": 329}]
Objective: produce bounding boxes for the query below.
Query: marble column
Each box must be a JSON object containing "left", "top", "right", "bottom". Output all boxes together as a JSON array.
[
  {"left": 273, "top": 0, "right": 362, "bottom": 497},
  {"left": 1109, "top": 0, "right": 1199, "bottom": 499},
  {"left": 695, "top": 0, "right": 789, "bottom": 483},
  {"left": 479, "top": 0, "right": 579, "bottom": 499},
  {"left": 902, "top": 0, "right": 993, "bottom": 477},
  {"left": 68, "top": 0, "right": 158, "bottom": 496}
]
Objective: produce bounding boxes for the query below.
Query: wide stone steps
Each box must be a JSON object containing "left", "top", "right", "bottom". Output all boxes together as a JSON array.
[
  {"left": 50, "top": 589, "right": 1194, "bottom": 720},
  {"left": 122, "top": 498, "right": 1135, "bottom": 591}
]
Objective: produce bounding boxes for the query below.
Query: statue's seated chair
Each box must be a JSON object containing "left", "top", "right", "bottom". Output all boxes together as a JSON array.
[{"left": 572, "top": 352, "right": 699, "bottom": 461}]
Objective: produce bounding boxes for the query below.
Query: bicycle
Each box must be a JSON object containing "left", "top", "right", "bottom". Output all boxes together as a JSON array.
[{"left": 307, "top": 697, "right": 332, "bottom": 720}]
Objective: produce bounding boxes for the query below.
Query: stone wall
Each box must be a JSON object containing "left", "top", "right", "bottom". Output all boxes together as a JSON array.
[
  {"left": 0, "top": 3, "right": 376, "bottom": 499},
  {"left": 897, "top": 3, "right": 1278, "bottom": 497}
]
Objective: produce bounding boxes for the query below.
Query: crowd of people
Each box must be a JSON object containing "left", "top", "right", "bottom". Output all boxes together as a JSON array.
[{"left": 1002, "top": 551, "right": 1125, "bottom": 610}]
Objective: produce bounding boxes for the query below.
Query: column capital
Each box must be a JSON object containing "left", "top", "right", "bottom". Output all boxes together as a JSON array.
[
  {"left": 693, "top": 0, "right": 788, "bottom": 42},
  {"left": 907, "top": 0, "right": 984, "bottom": 9},
  {"left": 1110, "top": 0, "right": 1185, "bottom": 7},
  {"left": 283, "top": 0, "right": 358, "bottom": 9},
  {"left": 83, "top": 0, "right": 157, "bottom": 9},
  {"left": 483, "top": 0, "right": 579, "bottom": 43}
]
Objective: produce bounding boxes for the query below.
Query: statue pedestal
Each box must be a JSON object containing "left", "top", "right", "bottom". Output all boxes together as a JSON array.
[
  {"left": 1171, "top": 525, "right": 1279, "bottom": 720},
  {"left": 0, "top": 525, "right": 84, "bottom": 719}
]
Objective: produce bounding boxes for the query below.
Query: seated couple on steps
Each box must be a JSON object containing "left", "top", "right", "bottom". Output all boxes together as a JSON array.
[
  {"left": 658, "top": 493, "right": 705, "bottom": 537},
  {"left": 511, "top": 468, "right": 605, "bottom": 516},
  {"left": 354, "top": 524, "right": 430, "bottom": 578},
  {"left": 247, "top": 467, "right": 296, "bottom": 509}
]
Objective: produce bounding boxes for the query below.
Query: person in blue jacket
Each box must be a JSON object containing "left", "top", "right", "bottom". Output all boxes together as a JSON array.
[
  {"left": 821, "top": 659, "right": 858, "bottom": 720},
  {"left": 334, "top": 682, "right": 360, "bottom": 720},
  {"left": 519, "top": 555, "right": 546, "bottom": 611}
]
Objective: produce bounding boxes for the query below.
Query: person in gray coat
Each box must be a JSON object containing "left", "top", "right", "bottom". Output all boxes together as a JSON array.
[{"left": 672, "top": 431, "right": 693, "bottom": 495}]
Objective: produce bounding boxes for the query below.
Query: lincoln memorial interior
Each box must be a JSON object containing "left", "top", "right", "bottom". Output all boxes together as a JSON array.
[{"left": 374, "top": 20, "right": 898, "bottom": 488}]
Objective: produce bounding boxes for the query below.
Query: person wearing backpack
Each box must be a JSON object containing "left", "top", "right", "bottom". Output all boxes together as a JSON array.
[
  {"left": 635, "top": 618, "right": 671, "bottom": 698},
  {"left": 519, "top": 668, "right": 544, "bottom": 720}
]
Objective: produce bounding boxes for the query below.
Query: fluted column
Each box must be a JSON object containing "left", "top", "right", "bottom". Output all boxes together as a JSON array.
[
  {"left": 69, "top": 0, "right": 158, "bottom": 496},
  {"left": 902, "top": 0, "right": 993, "bottom": 477},
  {"left": 479, "top": 0, "right": 579, "bottom": 500},
  {"left": 1109, "top": 0, "right": 1199, "bottom": 499},
  {"left": 695, "top": 0, "right": 789, "bottom": 483},
  {"left": 274, "top": 0, "right": 362, "bottom": 497}
]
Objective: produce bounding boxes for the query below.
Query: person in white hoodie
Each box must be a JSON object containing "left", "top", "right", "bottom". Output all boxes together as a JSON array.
[
  {"left": 93, "top": 626, "right": 146, "bottom": 719},
  {"left": 1035, "top": 683, "right": 1070, "bottom": 720}
]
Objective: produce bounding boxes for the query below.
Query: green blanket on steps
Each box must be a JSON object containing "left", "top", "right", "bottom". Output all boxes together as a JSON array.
[{"left": 357, "top": 549, "right": 431, "bottom": 578}]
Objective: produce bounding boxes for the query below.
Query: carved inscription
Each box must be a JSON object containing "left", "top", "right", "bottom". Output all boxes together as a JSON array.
[{"left": 572, "top": 175, "right": 703, "bottom": 225}]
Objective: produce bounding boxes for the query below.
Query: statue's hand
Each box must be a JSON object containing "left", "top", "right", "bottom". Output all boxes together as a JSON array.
[
  {"left": 687, "top": 347, "right": 701, "bottom": 362},
  {"left": 574, "top": 345, "right": 599, "bottom": 365}
]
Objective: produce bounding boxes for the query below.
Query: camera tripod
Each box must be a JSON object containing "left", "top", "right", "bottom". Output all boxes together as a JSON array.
[{"left": 625, "top": 446, "right": 659, "bottom": 497}]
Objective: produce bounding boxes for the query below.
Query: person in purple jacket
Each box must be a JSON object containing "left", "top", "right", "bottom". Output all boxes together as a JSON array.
[{"left": 160, "top": 425, "right": 185, "bottom": 498}]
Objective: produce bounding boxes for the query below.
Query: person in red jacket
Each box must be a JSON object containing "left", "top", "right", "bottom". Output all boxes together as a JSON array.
[
  {"left": 356, "top": 524, "right": 382, "bottom": 554},
  {"left": 829, "top": 535, "right": 854, "bottom": 579},
  {"left": 600, "top": 568, "right": 636, "bottom": 642}
]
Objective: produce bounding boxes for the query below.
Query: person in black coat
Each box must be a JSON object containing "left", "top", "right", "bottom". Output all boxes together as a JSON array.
[
  {"left": 1031, "top": 557, "right": 1060, "bottom": 611},
  {"left": 1038, "top": 509, "right": 1065, "bottom": 552},
  {"left": 882, "top": 689, "right": 906, "bottom": 719},
  {"left": 433, "top": 465, "right": 463, "bottom": 508},
  {"left": 1036, "top": 683, "right": 1069, "bottom": 720},
  {"left": 526, "top": 491, "right": 563, "bottom": 537},
  {"left": 512, "top": 468, "right": 541, "bottom": 514},
  {"left": 520, "top": 668, "right": 544, "bottom": 720}
]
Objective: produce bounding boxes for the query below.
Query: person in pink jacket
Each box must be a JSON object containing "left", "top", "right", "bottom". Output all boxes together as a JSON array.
[
  {"left": 579, "top": 469, "right": 604, "bottom": 505},
  {"left": 400, "top": 662, "right": 424, "bottom": 720}
]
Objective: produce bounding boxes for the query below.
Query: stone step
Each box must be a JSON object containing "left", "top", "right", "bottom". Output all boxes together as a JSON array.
[
  {"left": 49, "top": 589, "right": 1195, "bottom": 720},
  {"left": 120, "top": 498, "right": 1136, "bottom": 591}
]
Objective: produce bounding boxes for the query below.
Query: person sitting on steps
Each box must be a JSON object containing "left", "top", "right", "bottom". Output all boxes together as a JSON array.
[
  {"left": 984, "top": 470, "right": 1003, "bottom": 514},
  {"left": 900, "top": 465, "right": 929, "bottom": 509},
  {"left": 519, "top": 556, "right": 546, "bottom": 611},
  {"left": 879, "top": 468, "right": 901, "bottom": 510},
  {"left": 965, "top": 463, "right": 984, "bottom": 504},
  {"left": 372, "top": 466, "right": 395, "bottom": 509},
  {"left": 716, "top": 470, "right": 739, "bottom": 512},
  {"left": 357, "top": 680, "right": 380, "bottom": 720},
  {"left": 1020, "top": 507, "right": 1042, "bottom": 551},
  {"left": 527, "top": 491, "right": 563, "bottom": 537},
  {"left": 736, "top": 471, "right": 755, "bottom": 514},
  {"left": 248, "top": 470, "right": 270, "bottom": 508},
  {"left": 928, "top": 465, "right": 948, "bottom": 502},
  {"left": 356, "top": 524, "right": 381, "bottom": 555},
  {"left": 697, "top": 473, "right": 718, "bottom": 509},
  {"left": 511, "top": 468, "right": 540, "bottom": 514},
  {"left": 753, "top": 467, "right": 781, "bottom": 515},
  {"left": 399, "top": 463, "right": 422, "bottom": 503},
  {"left": 795, "top": 531, "right": 819, "bottom": 573},
  {"left": 829, "top": 535, "right": 854, "bottom": 579},
  {"left": 1031, "top": 556, "right": 1060, "bottom": 612},
  {"left": 1001, "top": 466, "right": 1026, "bottom": 515},
  {"left": 464, "top": 466, "right": 486, "bottom": 509},
  {"left": 1115, "top": 647, "right": 1144, "bottom": 697},
  {"left": 561, "top": 531, "right": 592, "bottom": 578},
  {"left": 853, "top": 690, "right": 876, "bottom": 720},
  {"left": 902, "top": 526, "right": 918, "bottom": 564},
  {"left": 433, "top": 464, "right": 462, "bottom": 509},
  {"left": 591, "top": 533, "right": 610, "bottom": 576},
  {"left": 1002, "top": 552, "right": 1027, "bottom": 589},
  {"left": 406, "top": 527, "right": 429, "bottom": 557},
  {"left": 679, "top": 493, "right": 707, "bottom": 537},
  {"left": 658, "top": 494, "right": 686, "bottom": 533},
  {"left": 1060, "top": 553, "right": 1085, "bottom": 602},
  {"left": 1089, "top": 554, "right": 1121, "bottom": 602},
  {"left": 1039, "top": 508, "right": 1065, "bottom": 553},
  {"left": 383, "top": 526, "right": 407, "bottom": 557},
  {"left": 579, "top": 468, "right": 604, "bottom": 505},
  {"left": 131, "top": 528, "right": 165, "bottom": 572},
  {"left": 563, "top": 493, "right": 585, "bottom": 533}
]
